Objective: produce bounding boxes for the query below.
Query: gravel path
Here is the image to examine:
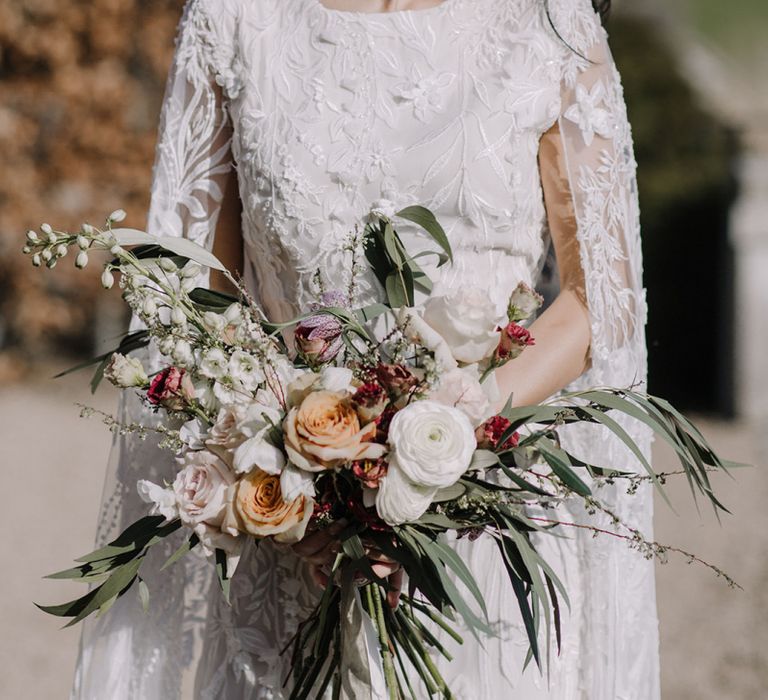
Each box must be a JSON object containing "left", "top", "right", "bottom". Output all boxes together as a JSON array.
[{"left": 1, "top": 372, "right": 765, "bottom": 699}]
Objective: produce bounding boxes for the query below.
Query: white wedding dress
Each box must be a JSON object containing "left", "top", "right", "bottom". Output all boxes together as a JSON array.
[{"left": 72, "top": 0, "right": 660, "bottom": 698}]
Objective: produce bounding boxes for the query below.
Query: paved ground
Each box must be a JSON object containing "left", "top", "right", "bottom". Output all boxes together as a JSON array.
[{"left": 1, "top": 370, "right": 765, "bottom": 699}]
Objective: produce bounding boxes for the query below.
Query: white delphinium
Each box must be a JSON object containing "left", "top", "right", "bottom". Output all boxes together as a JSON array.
[
  {"left": 199, "top": 348, "right": 229, "bottom": 379},
  {"left": 228, "top": 350, "right": 264, "bottom": 391}
]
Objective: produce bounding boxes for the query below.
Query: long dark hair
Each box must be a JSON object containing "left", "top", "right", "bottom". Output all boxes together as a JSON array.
[{"left": 592, "top": 0, "right": 610, "bottom": 23}]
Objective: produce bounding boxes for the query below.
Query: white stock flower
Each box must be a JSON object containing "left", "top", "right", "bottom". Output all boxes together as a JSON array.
[
  {"left": 229, "top": 350, "right": 264, "bottom": 391},
  {"left": 173, "top": 339, "right": 194, "bottom": 367},
  {"left": 199, "top": 348, "right": 229, "bottom": 379},
  {"left": 103, "top": 353, "right": 148, "bottom": 388},
  {"left": 137, "top": 480, "right": 178, "bottom": 521},
  {"left": 422, "top": 285, "right": 506, "bottom": 364},
  {"left": 387, "top": 400, "right": 476, "bottom": 488},
  {"left": 428, "top": 366, "right": 492, "bottom": 427}
]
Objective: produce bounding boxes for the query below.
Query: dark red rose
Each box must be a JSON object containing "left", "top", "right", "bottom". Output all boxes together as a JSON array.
[
  {"left": 351, "top": 458, "right": 389, "bottom": 489},
  {"left": 374, "top": 363, "right": 419, "bottom": 397},
  {"left": 352, "top": 382, "right": 388, "bottom": 422}
]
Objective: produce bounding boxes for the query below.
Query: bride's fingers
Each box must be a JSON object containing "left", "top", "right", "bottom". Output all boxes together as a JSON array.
[
  {"left": 292, "top": 519, "right": 347, "bottom": 558},
  {"left": 387, "top": 568, "right": 404, "bottom": 610},
  {"left": 309, "top": 563, "right": 329, "bottom": 589},
  {"left": 370, "top": 560, "right": 399, "bottom": 579}
]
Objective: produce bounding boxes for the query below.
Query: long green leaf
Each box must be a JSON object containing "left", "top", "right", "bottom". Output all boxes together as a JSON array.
[{"left": 395, "top": 206, "right": 453, "bottom": 264}]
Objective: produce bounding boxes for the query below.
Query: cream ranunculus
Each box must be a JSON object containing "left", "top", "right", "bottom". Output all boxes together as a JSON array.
[
  {"left": 422, "top": 285, "right": 506, "bottom": 364},
  {"left": 375, "top": 456, "right": 437, "bottom": 525},
  {"left": 428, "top": 366, "right": 493, "bottom": 428},
  {"left": 223, "top": 468, "right": 314, "bottom": 543},
  {"left": 283, "top": 390, "right": 386, "bottom": 471},
  {"left": 387, "top": 400, "right": 476, "bottom": 488}
]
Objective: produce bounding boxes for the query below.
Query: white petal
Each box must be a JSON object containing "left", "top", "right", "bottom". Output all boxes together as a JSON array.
[
  {"left": 280, "top": 464, "right": 316, "bottom": 501},
  {"left": 233, "top": 435, "right": 286, "bottom": 475}
]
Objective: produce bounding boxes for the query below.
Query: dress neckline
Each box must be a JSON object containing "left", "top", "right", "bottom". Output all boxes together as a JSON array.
[{"left": 308, "top": 0, "right": 457, "bottom": 18}]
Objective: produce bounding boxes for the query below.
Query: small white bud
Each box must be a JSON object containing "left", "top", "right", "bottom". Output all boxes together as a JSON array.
[
  {"left": 109, "top": 209, "right": 127, "bottom": 223},
  {"left": 40, "top": 223, "right": 53, "bottom": 235},
  {"left": 75, "top": 251, "right": 89, "bottom": 269},
  {"left": 181, "top": 262, "right": 202, "bottom": 279},
  {"left": 77, "top": 235, "right": 90, "bottom": 250},
  {"left": 142, "top": 297, "right": 158, "bottom": 317},
  {"left": 170, "top": 306, "right": 186, "bottom": 326},
  {"left": 101, "top": 268, "right": 115, "bottom": 289},
  {"left": 159, "top": 258, "right": 177, "bottom": 273},
  {"left": 158, "top": 336, "right": 176, "bottom": 355},
  {"left": 32, "top": 253, "right": 42, "bottom": 267},
  {"left": 180, "top": 277, "right": 196, "bottom": 293},
  {"left": 46, "top": 230, "right": 58, "bottom": 244},
  {"left": 172, "top": 339, "right": 194, "bottom": 366},
  {"left": 41, "top": 248, "right": 52, "bottom": 262},
  {"left": 26, "top": 230, "right": 39, "bottom": 243},
  {"left": 81, "top": 223, "right": 95, "bottom": 235},
  {"left": 224, "top": 303, "right": 242, "bottom": 324},
  {"left": 22, "top": 245, "right": 32, "bottom": 255},
  {"left": 110, "top": 244, "right": 123, "bottom": 256},
  {"left": 56, "top": 244, "right": 68, "bottom": 258}
]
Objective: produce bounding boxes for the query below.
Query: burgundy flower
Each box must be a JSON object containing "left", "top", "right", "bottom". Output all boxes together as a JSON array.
[
  {"left": 494, "top": 322, "right": 535, "bottom": 363},
  {"left": 374, "top": 405, "right": 397, "bottom": 443},
  {"left": 352, "top": 382, "right": 388, "bottom": 422},
  {"left": 346, "top": 492, "right": 391, "bottom": 532},
  {"left": 351, "top": 458, "right": 389, "bottom": 489},
  {"left": 374, "top": 363, "right": 418, "bottom": 398},
  {"left": 294, "top": 313, "right": 344, "bottom": 364},
  {"left": 476, "top": 415, "right": 520, "bottom": 451},
  {"left": 147, "top": 367, "right": 195, "bottom": 411}
]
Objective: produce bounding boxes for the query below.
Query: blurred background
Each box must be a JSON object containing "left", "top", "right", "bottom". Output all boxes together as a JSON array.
[{"left": 1, "top": 0, "right": 766, "bottom": 698}]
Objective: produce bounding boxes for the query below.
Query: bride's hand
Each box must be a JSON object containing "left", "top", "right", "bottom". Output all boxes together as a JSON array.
[{"left": 291, "top": 522, "right": 403, "bottom": 608}]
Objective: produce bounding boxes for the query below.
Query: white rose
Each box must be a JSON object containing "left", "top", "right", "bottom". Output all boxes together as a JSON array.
[
  {"left": 375, "top": 458, "right": 437, "bottom": 525},
  {"left": 428, "top": 366, "right": 492, "bottom": 427},
  {"left": 387, "top": 400, "right": 476, "bottom": 488},
  {"left": 422, "top": 285, "right": 506, "bottom": 364},
  {"left": 397, "top": 308, "right": 457, "bottom": 371},
  {"left": 103, "top": 353, "right": 148, "bottom": 388},
  {"left": 173, "top": 451, "right": 236, "bottom": 529}
]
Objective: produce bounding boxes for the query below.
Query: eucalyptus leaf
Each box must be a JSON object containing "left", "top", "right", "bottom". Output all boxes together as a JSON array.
[
  {"left": 395, "top": 206, "right": 453, "bottom": 264},
  {"left": 110, "top": 228, "right": 156, "bottom": 246},
  {"left": 156, "top": 236, "right": 226, "bottom": 271}
]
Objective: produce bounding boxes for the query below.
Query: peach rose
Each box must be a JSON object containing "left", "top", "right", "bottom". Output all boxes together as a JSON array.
[
  {"left": 224, "top": 468, "right": 313, "bottom": 543},
  {"left": 283, "top": 390, "right": 386, "bottom": 472}
]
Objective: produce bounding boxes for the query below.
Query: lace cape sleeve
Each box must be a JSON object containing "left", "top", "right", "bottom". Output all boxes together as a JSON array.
[
  {"left": 71, "top": 2, "right": 238, "bottom": 698},
  {"left": 534, "top": 2, "right": 660, "bottom": 696}
]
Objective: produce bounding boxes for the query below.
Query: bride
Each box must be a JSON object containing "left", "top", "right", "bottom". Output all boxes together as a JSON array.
[{"left": 72, "top": 0, "right": 659, "bottom": 697}]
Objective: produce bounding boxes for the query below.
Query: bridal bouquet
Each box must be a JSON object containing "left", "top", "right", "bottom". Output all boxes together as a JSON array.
[{"left": 25, "top": 207, "right": 733, "bottom": 699}]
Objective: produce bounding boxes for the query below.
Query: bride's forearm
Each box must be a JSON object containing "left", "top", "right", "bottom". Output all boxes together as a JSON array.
[{"left": 493, "top": 289, "right": 591, "bottom": 410}]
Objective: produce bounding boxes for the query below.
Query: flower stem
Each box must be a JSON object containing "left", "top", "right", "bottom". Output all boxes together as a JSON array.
[{"left": 366, "top": 583, "right": 398, "bottom": 700}]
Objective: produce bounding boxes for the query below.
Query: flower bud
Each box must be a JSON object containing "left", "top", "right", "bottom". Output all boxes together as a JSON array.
[
  {"left": 76, "top": 235, "right": 90, "bottom": 250},
  {"left": 180, "top": 277, "right": 196, "bottom": 293},
  {"left": 22, "top": 245, "right": 32, "bottom": 255},
  {"left": 142, "top": 296, "right": 158, "bottom": 317},
  {"left": 110, "top": 244, "right": 123, "bottom": 256},
  {"left": 46, "top": 257, "right": 57, "bottom": 269},
  {"left": 172, "top": 339, "right": 194, "bottom": 367},
  {"left": 26, "top": 230, "right": 39, "bottom": 243},
  {"left": 40, "top": 223, "right": 53, "bottom": 235},
  {"left": 81, "top": 223, "right": 95, "bottom": 235},
  {"left": 41, "top": 248, "right": 52, "bottom": 262},
  {"left": 171, "top": 306, "right": 186, "bottom": 326},
  {"left": 158, "top": 336, "right": 176, "bottom": 356},
  {"left": 32, "top": 253, "right": 42, "bottom": 267},
  {"left": 75, "top": 251, "right": 89, "bottom": 269},
  {"left": 159, "top": 258, "right": 177, "bottom": 273},
  {"left": 109, "top": 209, "right": 127, "bottom": 223},
  {"left": 101, "top": 268, "right": 115, "bottom": 289},
  {"left": 56, "top": 244, "right": 68, "bottom": 258},
  {"left": 181, "top": 262, "right": 202, "bottom": 279}
]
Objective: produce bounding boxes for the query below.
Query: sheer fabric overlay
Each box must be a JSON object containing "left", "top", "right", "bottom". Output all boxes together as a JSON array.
[{"left": 72, "top": 0, "right": 659, "bottom": 698}]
